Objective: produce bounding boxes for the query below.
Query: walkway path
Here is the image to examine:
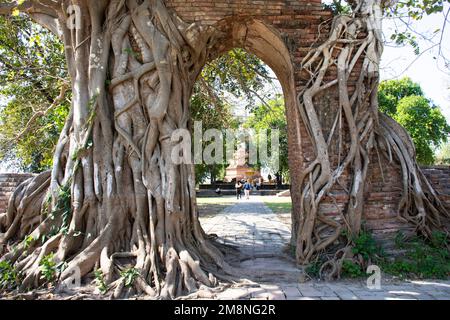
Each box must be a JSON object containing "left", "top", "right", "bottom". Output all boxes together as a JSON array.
[
  {"left": 200, "top": 196, "right": 291, "bottom": 257},
  {"left": 198, "top": 196, "right": 450, "bottom": 300}
]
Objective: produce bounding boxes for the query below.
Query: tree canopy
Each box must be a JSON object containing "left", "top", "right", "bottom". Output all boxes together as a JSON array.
[
  {"left": 378, "top": 77, "right": 450, "bottom": 164},
  {"left": 244, "top": 95, "right": 289, "bottom": 181},
  {"left": 0, "top": 14, "right": 69, "bottom": 172}
]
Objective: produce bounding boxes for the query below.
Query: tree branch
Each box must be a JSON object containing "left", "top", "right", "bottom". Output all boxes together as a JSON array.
[
  {"left": 16, "top": 83, "right": 69, "bottom": 140},
  {"left": 0, "top": 0, "right": 59, "bottom": 21}
]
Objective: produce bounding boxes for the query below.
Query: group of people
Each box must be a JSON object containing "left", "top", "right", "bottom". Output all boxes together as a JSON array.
[{"left": 235, "top": 180, "right": 252, "bottom": 200}]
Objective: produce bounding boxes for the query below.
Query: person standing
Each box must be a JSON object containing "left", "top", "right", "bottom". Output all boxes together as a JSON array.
[
  {"left": 244, "top": 180, "right": 252, "bottom": 200},
  {"left": 235, "top": 180, "right": 243, "bottom": 200}
]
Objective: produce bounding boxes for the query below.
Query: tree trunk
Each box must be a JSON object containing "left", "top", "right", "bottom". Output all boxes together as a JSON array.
[{"left": 0, "top": 0, "right": 232, "bottom": 299}]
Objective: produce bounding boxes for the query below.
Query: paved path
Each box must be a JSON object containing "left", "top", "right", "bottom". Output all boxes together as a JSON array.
[
  {"left": 198, "top": 196, "right": 450, "bottom": 300},
  {"left": 200, "top": 196, "right": 291, "bottom": 257}
]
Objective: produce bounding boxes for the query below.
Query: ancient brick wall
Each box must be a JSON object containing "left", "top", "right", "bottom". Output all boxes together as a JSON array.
[
  {"left": 148, "top": 1, "right": 450, "bottom": 239},
  {"left": 365, "top": 163, "right": 450, "bottom": 242},
  {"left": 0, "top": 173, "right": 36, "bottom": 214},
  {"left": 422, "top": 166, "right": 450, "bottom": 210}
]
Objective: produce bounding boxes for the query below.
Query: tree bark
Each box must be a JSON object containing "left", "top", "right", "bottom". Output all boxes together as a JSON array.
[{"left": 0, "top": 0, "right": 232, "bottom": 299}]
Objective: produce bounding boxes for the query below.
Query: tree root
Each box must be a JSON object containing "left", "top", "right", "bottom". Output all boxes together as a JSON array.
[{"left": 295, "top": 0, "right": 449, "bottom": 278}]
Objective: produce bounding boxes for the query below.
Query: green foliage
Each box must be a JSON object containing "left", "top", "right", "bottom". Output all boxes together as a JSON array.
[
  {"left": 382, "top": 232, "right": 450, "bottom": 279},
  {"left": 323, "top": 0, "right": 352, "bottom": 15},
  {"left": 0, "top": 14, "right": 69, "bottom": 172},
  {"left": 378, "top": 78, "right": 450, "bottom": 165},
  {"left": 305, "top": 259, "right": 323, "bottom": 278},
  {"left": 94, "top": 269, "right": 108, "bottom": 294},
  {"left": 199, "top": 48, "right": 272, "bottom": 108},
  {"left": 192, "top": 48, "right": 275, "bottom": 184},
  {"left": 351, "top": 230, "right": 384, "bottom": 261},
  {"left": 120, "top": 267, "right": 139, "bottom": 287},
  {"left": 45, "top": 183, "right": 72, "bottom": 238},
  {"left": 0, "top": 261, "right": 20, "bottom": 290},
  {"left": 21, "top": 234, "right": 35, "bottom": 249},
  {"left": 339, "top": 230, "right": 384, "bottom": 279},
  {"left": 389, "top": 0, "right": 450, "bottom": 20},
  {"left": 244, "top": 95, "right": 289, "bottom": 180},
  {"left": 342, "top": 260, "right": 365, "bottom": 278},
  {"left": 378, "top": 78, "right": 424, "bottom": 117},
  {"left": 436, "top": 141, "right": 450, "bottom": 164},
  {"left": 39, "top": 253, "right": 57, "bottom": 282},
  {"left": 389, "top": 31, "right": 421, "bottom": 55},
  {"left": 396, "top": 96, "right": 449, "bottom": 164},
  {"left": 385, "top": 0, "right": 450, "bottom": 57}
]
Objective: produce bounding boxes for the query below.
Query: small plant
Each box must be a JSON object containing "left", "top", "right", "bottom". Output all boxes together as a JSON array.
[
  {"left": 336, "top": 230, "right": 385, "bottom": 279},
  {"left": 46, "top": 183, "right": 72, "bottom": 237},
  {"left": 305, "top": 260, "right": 322, "bottom": 278},
  {"left": 0, "top": 261, "right": 20, "bottom": 290},
  {"left": 94, "top": 269, "right": 108, "bottom": 294},
  {"left": 39, "top": 253, "right": 57, "bottom": 282},
  {"left": 351, "top": 230, "right": 384, "bottom": 261},
  {"left": 430, "top": 231, "right": 448, "bottom": 248},
  {"left": 341, "top": 260, "right": 365, "bottom": 278},
  {"left": 22, "top": 235, "right": 35, "bottom": 249},
  {"left": 120, "top": 267, "right": 139, "bottom": 287},
  {"left": 382, "top": 231, "right": 450, "bottom": 279}
]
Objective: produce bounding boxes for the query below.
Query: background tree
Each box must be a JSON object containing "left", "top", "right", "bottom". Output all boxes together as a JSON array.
[
  {"left": 378, "top": 77, "right": 450, "bottom": 164},
  {"left": 191, "top": 49, "right": 275, "bottom": 184},
  {"left": 436, "top": 141, "right": 450, "bottom": 164},
  {"left": 0, "top": 14, "right": 69, "bottom": 172},
  {"left": 244, "top": 95, "right": 289, "bottom": 183}
]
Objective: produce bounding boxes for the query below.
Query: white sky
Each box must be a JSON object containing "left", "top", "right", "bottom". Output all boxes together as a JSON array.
[{"left": 380, "top": 5, "right": 450, "bottom": 122}]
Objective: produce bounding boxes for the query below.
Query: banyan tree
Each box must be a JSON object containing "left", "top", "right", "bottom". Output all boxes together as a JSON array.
[{"left": 0, "top": 0, "right": 448, "bottom": 298}]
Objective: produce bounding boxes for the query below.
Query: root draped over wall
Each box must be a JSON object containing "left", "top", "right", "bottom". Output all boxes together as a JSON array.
[{"left": 0, "top": 0, "right": 448, "bottom": 297}]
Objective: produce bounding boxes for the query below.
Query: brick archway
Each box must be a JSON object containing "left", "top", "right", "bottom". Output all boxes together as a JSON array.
[
  {"left": 168, "top": 0, "right": 449, "bottom": 242},
  {"left": 194, "top": 17, "right": 311, "bottom": 245}
]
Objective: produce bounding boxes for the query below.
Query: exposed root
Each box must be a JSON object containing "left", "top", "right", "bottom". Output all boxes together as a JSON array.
[{"left": 295, "top": 0, "right": 449, "bottom": 277}]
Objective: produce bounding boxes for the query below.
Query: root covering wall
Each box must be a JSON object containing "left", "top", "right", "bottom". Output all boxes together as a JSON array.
[{"left": 2, "top": 166, "right": 449, "bottom": 240}]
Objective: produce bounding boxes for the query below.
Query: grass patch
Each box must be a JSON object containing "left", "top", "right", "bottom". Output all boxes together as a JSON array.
[
  {"left": 381, "top": 231, "right": 450, "bottom": 279},
  {"left": 304, "top": 230, "right": 449, "bottom": 280},
  {"left": 196, "top": 196, "right": 236, "bottom": 218},
  {"left": 264, "top": 202, "right": 292, "bottom": 214}
]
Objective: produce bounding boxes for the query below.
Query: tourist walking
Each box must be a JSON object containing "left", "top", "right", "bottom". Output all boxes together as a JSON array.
[
  {"left": 243, "top": 180, "right": 252, "bottom": 200},
  {"left": 235, "top": 180, "right": 243, "bottom": 200}
]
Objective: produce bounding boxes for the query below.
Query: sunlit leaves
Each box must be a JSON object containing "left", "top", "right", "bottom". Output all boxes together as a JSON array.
[
  {"left": 391, "top": 0, "right": 449, "bottom": 20},
  {"left": 0, "top": 14, "right": 69, "bottom": 172},
  {"left": 378, "top": 77, "right": 450, "bottom": 164},
  {"left": 244, "top": 96, "right": 289, "bottom": 178},
  {"left": 192, "top": 49, "right": 274, "bottom": 183}
]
